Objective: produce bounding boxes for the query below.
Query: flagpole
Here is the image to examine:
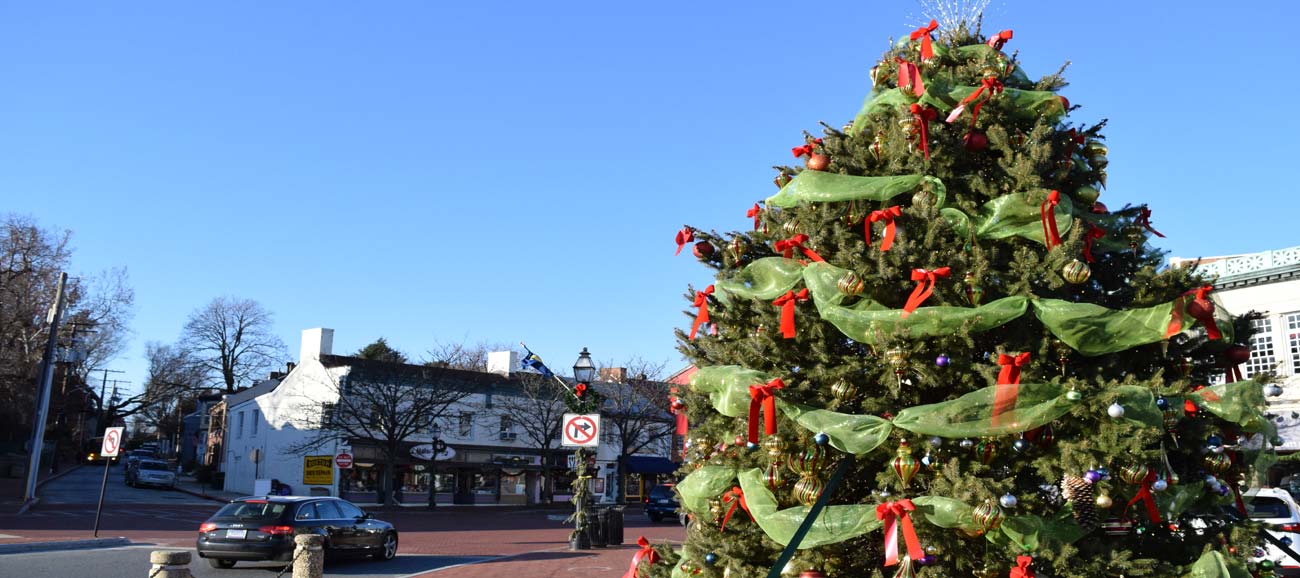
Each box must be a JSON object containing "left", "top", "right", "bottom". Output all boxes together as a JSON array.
[{"left": 519, "top": 341, "right": 584, "bottom": 400}]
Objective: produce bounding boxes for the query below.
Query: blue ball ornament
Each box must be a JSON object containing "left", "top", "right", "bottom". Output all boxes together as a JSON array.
[
  {"left": 704, "top": 553, "right": 719, "bottom": 566},
  {"left": 1207, "top": 435, "right": 1223, "bottom": 446},
  {"left": 1156, "top": 397, "right": 1169, "bottom": 410},
  {"left": 1084, "top": 470, "right": 1102, "bottom": 484},
  {"left": 1013, "top": 439, "right": 1031, "bottom": 453},
  {"left": 814, "top": 432, "right": 831, "bottom": 446},
  {"left": 935, "top": 355, "right": 951, "bottom": 367},
  {"left": 746, "top": 442, "right": 759, "bottom": 451},
  {"left": 1096, "top": 467, "right": 1111, "bottom": 480},
  {"left": 1283, "top": 537, "right": 1294, "bottom": 547}
]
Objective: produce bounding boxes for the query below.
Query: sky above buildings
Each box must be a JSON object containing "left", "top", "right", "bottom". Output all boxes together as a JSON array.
[{"left": 2, "top": 1, "right": 1296, "bottom": 392}]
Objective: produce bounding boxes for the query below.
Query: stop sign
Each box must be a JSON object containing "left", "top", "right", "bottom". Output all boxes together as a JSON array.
[{"left": 335, "top": 453, "right": 353, "bottom": 469}]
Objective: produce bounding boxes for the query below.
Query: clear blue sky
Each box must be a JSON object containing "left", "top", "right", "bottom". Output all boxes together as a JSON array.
[{"left": 2, "top": 1, "right": 1296, "bottom": 393}]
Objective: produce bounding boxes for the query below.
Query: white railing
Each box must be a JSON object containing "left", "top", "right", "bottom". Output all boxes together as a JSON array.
[{"left": 1194, "top": 246, "right": 1300, "bottom": 278}]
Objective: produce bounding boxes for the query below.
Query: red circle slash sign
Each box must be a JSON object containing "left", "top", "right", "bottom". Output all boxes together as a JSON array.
[{"left": 565, "top": 416, "right": 597, "bottom": 445}]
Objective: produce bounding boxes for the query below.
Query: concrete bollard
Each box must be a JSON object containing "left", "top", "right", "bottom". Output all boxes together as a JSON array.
[
  {"left": 148, "top": 550, "right": 193, "bottom": 578},
  {"left": 292, "top": 534, "right": 325, "bottom": 578}
]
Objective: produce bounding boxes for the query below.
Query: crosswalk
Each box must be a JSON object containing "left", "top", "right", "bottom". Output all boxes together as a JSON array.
[{"left": 22, "top": 506, "right": 215, "bottom": 524}]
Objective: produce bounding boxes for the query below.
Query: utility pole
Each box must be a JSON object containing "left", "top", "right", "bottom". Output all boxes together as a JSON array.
[{"left": 24, "top": 272, "right": 67, "bottom": 502}]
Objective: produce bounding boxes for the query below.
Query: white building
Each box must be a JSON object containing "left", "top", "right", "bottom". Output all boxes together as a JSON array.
[
  {"left": 220, "top": 328, "right": 676, "bottom": 504},
  {"left": 1171, "top": 245, "right": 1300, "bottom": 455}
]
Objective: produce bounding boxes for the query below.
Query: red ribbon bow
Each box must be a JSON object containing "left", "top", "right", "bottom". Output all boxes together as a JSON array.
[
  {"left": 772, "top": 289, "right": 810, "bottom": 339},
  {"left": 986, "top": 29, "right": 1014, "bottom": 50},
  {"left": 791, "top": 138, "right": 823, "bottom": 158},
  {"left": 1010, "top": 556, "right": 1035, "bottom": 578},
  {"left": 867, "top": 206, "right": 903, "bottom": 251},
  {"left": 910, "top": 19, "right": 938, "bottom": 61},
  {"left": 946, "top": 77, "right": 1003, "bottom": 125},
  {"left": 774, "top": 234, "right": 825, "bottom": 262},
  {"left": 1123, "top": 470, "right": 1163, "bottom": 524},
  {"left": 575, "top": 383, "right": 587, "bottom": 398},
  {"left": 875, "top": 500, "right": 924, "bottom": 567},
  {"left": 674, "top": 226, "right": 694, "bottom": 255},
  {"left": 909, "top": 104, "right": 938, "bottom": 159},
  {"left": 747, "top": 378, "right": 785, "bottom": 443},
  {"left": 994, "top": 352, "right": 1031, "bottom": 427},
  {"left": 670, "top": 396, "right": 688, "bottom": 436},
  {"left": 1040, "top": 190, "right": 1062, "bottom": 250},
  {"left": 622, "top": 536, "right": 659, "bottom": 578},
  {"left": 689, "top": 285, "right": 715, "bottom": 340},
  {"left": 1083, "top": 223, "right": 1106, "bottom": 263},
  {"left": 895, "top": 57, "right": 925, "bottom": 97},
  {"left": 719, "top": 486, "right": 755, "bottom": 532},
  {"left": 1185, "top": 384, "right": 1224, "bottom": 415},
  {"left": 746, "top": 203, "right": 763, "bottom": 231},
  {"left": 1167, "top": 285, "right": 1222, "bottom": 341},
  {"left": 901, "top": 266, "right": 950, "bottom": 316},
  {"left": 1137, "top": 207, "right": 1166, "bottom": 238}
]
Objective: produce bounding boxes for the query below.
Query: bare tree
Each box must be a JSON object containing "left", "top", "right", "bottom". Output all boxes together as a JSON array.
[
  {"left": 133, "top": 342, "right": 207, "bottom": 453},
  {"left": 425, "top": 340, "right": 516, "bottom": 371},
  {"left": 180, "top": 296, "right": 287, "bottom": 393},
  {"left": 598, "top": 357, "right": 674, "bottom": 504},
  {"left": 491, "top": 373, "right": 568, "bottom": 503},
  {"left": 287, "top": 359, "right": 471, "bottom": 507}
]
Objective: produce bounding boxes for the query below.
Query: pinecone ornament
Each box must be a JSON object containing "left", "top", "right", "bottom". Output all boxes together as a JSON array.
[{"left": 1061, "top": 474, "right": 1098, "bottom": 528}]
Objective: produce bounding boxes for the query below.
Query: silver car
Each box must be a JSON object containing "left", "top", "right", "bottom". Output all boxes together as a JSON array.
[{"left": 130, "top": 459, "right": 176, "bottom": 489}]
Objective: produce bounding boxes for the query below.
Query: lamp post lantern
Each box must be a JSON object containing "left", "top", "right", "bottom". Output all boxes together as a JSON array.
[
  {"left": 427, "top": 423, "right": 443, "bottom": 510},
  {"left": 569, "top": 347, "right": 597, "bottom": 550}
]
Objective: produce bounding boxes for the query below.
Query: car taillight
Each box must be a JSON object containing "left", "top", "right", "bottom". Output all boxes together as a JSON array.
[
  {"left": 644, "top": 498, "right": 649, "bottom": 504},
  {"left": 199, "top": 523, "right": 217, "bottom": 533},
  {"left": 259, "top": 525, "right": 294, "bottom": 535},
  {"left": 1278, "top": 524, "right": 1300, "bottom": 532}
]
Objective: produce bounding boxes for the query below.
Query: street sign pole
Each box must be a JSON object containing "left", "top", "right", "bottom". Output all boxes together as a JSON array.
[
  {"left": 92, "top": 427, "right": 123, "bottom": 537},
  {"left": 24, "top": 272, "right": 67, "bottom": 502},
  {"left": 91, "top": 457, "right": 110, "bottom": 537}
]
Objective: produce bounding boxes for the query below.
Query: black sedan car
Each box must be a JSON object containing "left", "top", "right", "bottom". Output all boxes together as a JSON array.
[
  {"left": 196, "top": 496, "right": 397, "bottom": 569},
  {"left": 644, "top": 484, "right": 685, "bottom": 524}
]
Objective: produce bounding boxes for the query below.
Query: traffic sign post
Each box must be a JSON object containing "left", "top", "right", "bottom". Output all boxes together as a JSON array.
[
  {"left": 561, "top": 414, "right": 600, "bottom": 448},
  {"left": 93, "top": 426, "right": 124, "bottom": 537},
  {"left": 335, "top": 453, "right": 353, "bottom": 469}
]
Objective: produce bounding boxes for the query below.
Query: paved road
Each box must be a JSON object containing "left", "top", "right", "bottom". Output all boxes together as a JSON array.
[
  {"left": 0, "top": 545, "right": 490, "bottom": 578},
  {"left": 39, "top": 463, "right": 217, "bottom": 505}
]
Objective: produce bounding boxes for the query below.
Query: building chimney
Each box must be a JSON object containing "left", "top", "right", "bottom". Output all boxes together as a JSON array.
[
  {"left": 300, "top": 328, "right": 334, "bottom": 361},
  {"left": 487, "top": 351, "right": 519, "bottom": 377},
  {"left": 599, "top": 367, "right": 627, "bottom": 383}
]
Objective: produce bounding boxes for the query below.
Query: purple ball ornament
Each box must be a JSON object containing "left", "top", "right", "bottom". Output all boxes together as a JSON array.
[
  {"left": 920, "top": 555, "right": 937, "bottom": 566},
  {"left": 935, "top": 355, "right": 951, "bottom": 367},
  {"left": 1084, "top": 470, "right": 1103, "bottom": 484}
]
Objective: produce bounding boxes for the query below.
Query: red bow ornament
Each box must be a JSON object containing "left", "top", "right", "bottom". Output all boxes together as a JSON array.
[
  {"left": 574, "top": 383, "right": 587, "bottom": 398},
  {"left": 901, "top": 267, "right": 950, "bottom": 316},
  {"left": 895, "top": 57, "right": 925, "bottom": 97},
  {"left": 867, "top": 206, "right": 903, "bottom": 252},
  {"left": 774, "top": 234, "right": 825, "bottom": 262},
  {"left": 908, "top": 104, "right": 938, "bottom": 159},
  {"left": 1123, "top": 469, "right": 1163, "bottom": 524},
  {"left": 772, "top": 289, "right": 810, "bottom": 339},
  {"left": 986, "top": 29, "right": 1014, "bottom": 50},
  {"left": 622, "top": 536, "right": 660, "bottom": 578},
  {"left": 747, "top": 203, "right": 763, "bottom": 231},
  {"left": 791, "top": 138, "right": 823, "bottom": 158},
  {"left": 674, "top": 226, "right": 694, "bottom": 255},
  {"left": 1039, "top": 190, "right": 1062, "bottom": 251},
  {"left": 910, "top": 19, "right": 939, "bottom": 62},
  {"left": 993, "top": 352, "right": 1031, "bottom": 427},
  {"left": 747, "top": 378, "right": 785, "bottom": 443},
  {"left": 1083, "top": 223, "right": 1106, "bottom": 263},
  {"left": 1009, "top": 556, "right": 1035, "bottom": 578},
  {"left": 875, "top": 500, "right": 924, "bottom": 567},
  {"left": 670, "top": 396, "right": 688, "bottom": 436},
  {"left": 1167, "top": 285, "right": 1222, "bottom": 341},
  {"left": 1137, "top": 207, "right": 1166, "bottom": 238},
  {"left": 946, "top": 77, "right": 1003, "bottom": 125},
  {"left": 719, "top": 486, "right": 755, "bottom": 532},
  {"left": 689, "top": 285, "right": 715, "bottom": 340}
]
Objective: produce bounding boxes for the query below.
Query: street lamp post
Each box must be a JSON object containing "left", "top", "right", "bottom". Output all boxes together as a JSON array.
[
  {"left": 427, "top": 423, "right": 443, "bottom": 510},
  {"left": 569, "top": 348, "right": 597, "bottom": 551}
]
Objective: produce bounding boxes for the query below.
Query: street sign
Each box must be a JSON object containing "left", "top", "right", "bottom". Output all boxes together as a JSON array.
[
  {"left": 335, "top": 453, "right": 354, "bottom": 469},
  {"left": 561, "top": 413, "right": 600, "bottom": 448},
  {"left": 409, "top": 444, "right": 455, "bottom": 461},
  {"left": 303, "top": 456, "right": 333, "bottom": 485},
  {"left": 100, "top": 427, "right": 124, "bottom": 458}
]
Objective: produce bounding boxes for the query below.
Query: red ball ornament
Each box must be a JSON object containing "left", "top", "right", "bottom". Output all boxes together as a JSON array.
[
  {"left": 799, "top": 572, "right": 827, "bottom": 578},
  {"left": 1187, "top": 296, "right": 1215, "bottom": 321},
  {"left": 1226, "top": 344, "right": 1251, "bottom": 365},
  {"left": 963, "top": 131, "right": 988, "bottom": 151},
  {"left": 805, "top": 153, "right": 830, "bottom": 171},
  {"left": 693, "top": 241, "right": 715, "bottom": 259},
  {"left": 1091, "top": 202, "right": 1109, "bottom": 214}
]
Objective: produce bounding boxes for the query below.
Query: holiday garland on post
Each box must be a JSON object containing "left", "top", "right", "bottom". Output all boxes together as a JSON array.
[{"left": 652, "top": 15, "right": 1277, "bottom": 578}]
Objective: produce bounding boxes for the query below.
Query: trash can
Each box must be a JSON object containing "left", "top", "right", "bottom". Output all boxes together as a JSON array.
[
  {"left": 606, "top": 506, "right": 625, "bottom": 545},
  {"left": 587, "top": 507, "right": 608, "bottom": 548}
]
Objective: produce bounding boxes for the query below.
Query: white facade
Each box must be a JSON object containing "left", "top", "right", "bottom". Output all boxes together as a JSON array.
[{"left": 1172, "top": 246, "right": 1300, "bottom": 451}]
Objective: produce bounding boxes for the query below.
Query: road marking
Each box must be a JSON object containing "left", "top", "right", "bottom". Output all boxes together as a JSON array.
[
  {"left": 0, "top": 534, "right": 21, "bottom": 539},
  {"left": 391, "top": 556, "right": 498, "bottom": 578}
]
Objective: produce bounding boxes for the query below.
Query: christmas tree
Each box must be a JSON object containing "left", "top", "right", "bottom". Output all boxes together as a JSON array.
[{"left": 640, "top": 15, "right": 1281, "bottom": 578}]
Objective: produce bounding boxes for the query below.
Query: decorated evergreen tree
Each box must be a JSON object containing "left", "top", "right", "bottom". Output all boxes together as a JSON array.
[{"left": 639, "top": 14, "right": 1280, "bottom": 578}]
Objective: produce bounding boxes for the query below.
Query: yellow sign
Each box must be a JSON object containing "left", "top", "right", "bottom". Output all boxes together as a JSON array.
[{"left": 303, "top": 455, "right": 334, "bottom": 486}]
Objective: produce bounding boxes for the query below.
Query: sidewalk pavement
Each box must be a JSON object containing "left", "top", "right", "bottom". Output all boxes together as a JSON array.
[
  {"left": 0, "top": 461, "right": 84, "bottom": 514},
  {"left": 171, "top": 475, "right": 240, "bottom": 504}
]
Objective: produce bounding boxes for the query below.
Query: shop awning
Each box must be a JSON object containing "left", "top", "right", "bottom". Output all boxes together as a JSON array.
[{"left": 625, "top": 456, "right": 678, "bottom": 475}]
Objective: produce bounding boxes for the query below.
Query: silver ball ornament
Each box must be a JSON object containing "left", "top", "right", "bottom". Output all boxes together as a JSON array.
[
  {"left": 959, "top": 439, "right": 975, "bottom": 449},
  {"left": 1266, "top": 384, "right": 1284, "bottom": 397},
  {"left": 1152, "top": 479, "right": 1168, "bottom": 492},
  {"left": 1065, "top": 389, "right": 1083, "bottom": 401},
  {"left": 999, "top": 493, "right": 1018, "bottom": 508},
  {"left": 1107, "top": 402, "right": 1126, "bottom": 418}
]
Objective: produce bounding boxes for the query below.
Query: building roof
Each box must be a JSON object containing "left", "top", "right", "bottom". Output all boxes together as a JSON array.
[
  {"left": 319, "top": 354, "right": 536, "bottom": 395},
  {"left": 1171, "top": 245, "right": 1300, "bottom": 290},
  {"left": 224, "top": 378, "right": 282, "bottom": 408}
]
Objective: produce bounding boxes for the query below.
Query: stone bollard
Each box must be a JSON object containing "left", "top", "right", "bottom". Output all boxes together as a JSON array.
[
  {"left": 292, "top": 534, "right": 325, "bottom": 578},
  {"left": 148, "top": 550, "right": 193, "bottom": 578}
]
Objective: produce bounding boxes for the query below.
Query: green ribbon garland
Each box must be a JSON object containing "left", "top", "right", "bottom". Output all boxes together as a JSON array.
[{"left": 766, "top": 172, "right": 947, "bottom": 210}]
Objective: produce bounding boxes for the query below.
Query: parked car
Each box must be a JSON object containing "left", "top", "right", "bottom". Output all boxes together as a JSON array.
[
  {"left": 196, "top": 496, "right": 398, "bottom": 569},
  {"left": 1246, "top": 488, "right": 1300, "bottom": 577},
  {"left": 128, "top": 459, "right": 176, "bottom": 489},
  {"left": 644, "top": 484, "right": 685, "bottom": 525}
]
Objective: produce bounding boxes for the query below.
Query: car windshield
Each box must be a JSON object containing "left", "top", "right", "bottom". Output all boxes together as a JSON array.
[
  {"left": 214, "top": 501, "right": 289, "bottom": 521},
  {"left": 649, "top": 486, "right": 674, "bottom": 500},
  {"left": 139, "top": 461, "right": 168, "bottom": 471},
  {"left": 1248, "top": 496, "right": 1292, "bottom": 519}
]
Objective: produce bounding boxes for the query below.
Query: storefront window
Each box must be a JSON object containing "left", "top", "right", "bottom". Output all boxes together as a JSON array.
[{"left": 473, "top": 472, "right": 498, "bottom": 495}]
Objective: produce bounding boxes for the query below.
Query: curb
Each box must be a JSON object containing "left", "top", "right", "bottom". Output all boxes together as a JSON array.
[
  {"left": 172, "top": 484, "right": 230, "bottom": 504},
  {"left": 0, "top": 537, "right": 131, "bottom": 555},
  {"left": 35, "top": 463, "right": 84, "bottom": 491}
]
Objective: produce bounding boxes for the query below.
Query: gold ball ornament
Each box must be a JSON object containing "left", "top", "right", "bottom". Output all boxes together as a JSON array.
[
  {"left": 763, "top": 435, "right": 788, "bottom": 460},
  {"left": 837, "top": 271, "right": 865, "bottom": 296},
  {"left": 870, "top": 132, "right": 885, "bottom": 161},
  {"left": 765, "top": 461, "right": 786, "bottom": 491},
  {"left": 783, "top": 219, "right": 802, "bottom": 236},
  {"left": 1062, "top": 259, "right": 1092, "bottom": 284},
  {"left": 890, "top": 439, "right": 922, "bottom": 489},
  {"left": 1119, "top": 463, "right": 1151, "bottom": 485},
  {"left": 792, "top": 475, "right": 825, "bottom": 507},
  {"left": 1075, "top": 185, "right": 1101, "bottom": 205},
  {"left": 963, "top": 272, "right": 984, "bottom": 306},
  {"left": 1204, "top": 453, "right": 1233, "bottom": 476},
  {"left": 1095, "top": 493, "right": 1114, "bottom": 509},
  {"left": 972, "top": 500, "right": 1006, "bottom": 532},
  {"left": 830, "top": 378, "right": 857, "bottom": 404},
  {"left": 774, "top": 173, "right": 793, "bottom": 189}
]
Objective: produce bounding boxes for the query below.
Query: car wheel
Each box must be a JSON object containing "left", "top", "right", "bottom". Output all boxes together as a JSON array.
[
  {"left": 208, "top": 558, "right": 236, "bottom": 569},
  {"left": 648, "top": 513, "right": 663, "bottom": 523},
  {"left": 373, "top": 532, "right": 398, "bottom": 561}
]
